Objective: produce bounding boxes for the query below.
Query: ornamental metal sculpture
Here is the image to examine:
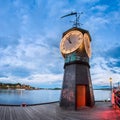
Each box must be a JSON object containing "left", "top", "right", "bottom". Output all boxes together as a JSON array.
[{"left": 61, "top": 12, "right": 83, "bottom": 27}]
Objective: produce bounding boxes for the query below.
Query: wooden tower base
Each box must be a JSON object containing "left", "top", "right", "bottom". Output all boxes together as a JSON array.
[{"left": 60, "top": 61, "right": 94, "bottom": 110}]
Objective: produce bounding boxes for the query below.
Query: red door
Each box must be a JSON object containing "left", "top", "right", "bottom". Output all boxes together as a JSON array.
[{"left": 77, "top": 85, "right": 86, "bottom": 108}]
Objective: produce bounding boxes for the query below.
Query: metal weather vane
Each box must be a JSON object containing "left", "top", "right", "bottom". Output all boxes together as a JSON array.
[{"left": 61, "top": 12, "right": 83, "bottom": 28}]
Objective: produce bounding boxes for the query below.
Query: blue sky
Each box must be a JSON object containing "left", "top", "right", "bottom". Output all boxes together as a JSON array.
[{"left": 0, "top": 0, "right": 120, "bottom": 88}]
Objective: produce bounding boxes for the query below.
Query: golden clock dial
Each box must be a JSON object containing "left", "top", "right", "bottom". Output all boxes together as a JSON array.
[
  {"left": 83, "top": 33, "right": 91, "bottom": 58},
  {"left": 60, "top": 30, "right": 83, "bottom": 55}
]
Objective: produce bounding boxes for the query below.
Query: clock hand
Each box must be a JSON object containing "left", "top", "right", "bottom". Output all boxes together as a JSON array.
[{"left": 68, "top": 37, "right": 72, "bottom": 44}]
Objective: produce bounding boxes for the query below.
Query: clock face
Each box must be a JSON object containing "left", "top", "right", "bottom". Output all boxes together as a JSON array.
[
  {"left": 83, "top": 33, "right": 91, "bottom": 58},
  {"left": 60, "top": 30, "right": 83, "bottom": 54}
]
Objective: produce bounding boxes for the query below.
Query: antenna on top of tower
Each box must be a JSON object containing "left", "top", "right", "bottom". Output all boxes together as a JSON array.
[{"left": 61, "top": 12, "right": 83, "bottom": 28}]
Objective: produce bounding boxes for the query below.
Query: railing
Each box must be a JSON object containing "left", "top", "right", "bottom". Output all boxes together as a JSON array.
[
  {"left": 114, "top": 91, "right": 120, "bottom": 108},
  {"left": 112, "top": 89, "right": 120, "bottom": 109}
]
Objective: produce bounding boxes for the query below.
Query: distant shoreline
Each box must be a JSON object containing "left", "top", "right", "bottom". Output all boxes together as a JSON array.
[
  {"left": 93, "top": 88, "right": 111, "bottom": 90},
  {"left": 0, "top": 87, "right": 62, "bottom": 90},
  {"left": 0, "top": 88, "right": 111, "bottom": 91},
  {"left": 0, "top": 82, "right": 62, "bottom": 90}
]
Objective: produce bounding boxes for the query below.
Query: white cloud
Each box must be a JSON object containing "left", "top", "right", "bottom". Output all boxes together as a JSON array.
[
  {"left": 0, "top": 76, "right": 17, "bottom": 83},
  {"left": 91, "top": 57, "right": 120, "bottom": 86},
  {"left": 109, "top": 11, "right": 120, "bottom": 25},
  {"left": 85, "top": 16, "right": 109, "bottom": 32},
  {"left": 91, "top": 5, "right": 108, "bottom": 11},
  {"left": 28, "top": 73, "right": 63, "bottom": 83},
  {"left": 0, "top": 31, "right": 63, "bottom": 84},
  {"left": 76, "top": 0, "right": 100, "bottom": 3},
  {"left": 0, "top": 73, "right": 63, "bottom": 85}
]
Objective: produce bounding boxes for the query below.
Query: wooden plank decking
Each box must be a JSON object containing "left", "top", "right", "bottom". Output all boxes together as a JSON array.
[{"left": 0, "top": 102, "right": 120, "bottom": 120}]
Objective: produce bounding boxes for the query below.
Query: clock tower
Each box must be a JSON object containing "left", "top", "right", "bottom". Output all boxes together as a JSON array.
[{"left": 59, "top": 27, "right": 95, "bottom": 110}]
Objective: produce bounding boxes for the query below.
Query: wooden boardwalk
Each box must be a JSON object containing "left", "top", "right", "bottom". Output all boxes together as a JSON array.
[{"left": 0, "top": 102, "right": 120, "bottom": 120}]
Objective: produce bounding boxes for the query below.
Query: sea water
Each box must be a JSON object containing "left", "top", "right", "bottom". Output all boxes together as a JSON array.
[{"left": 0, "top": 89, "right": 111, "bottom": 105}]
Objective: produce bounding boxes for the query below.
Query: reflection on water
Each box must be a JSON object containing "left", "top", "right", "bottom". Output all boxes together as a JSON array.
[
  {"left": 0, "top": 89, "right": 111, "bottom": 105},
  {"left": 0, "top": 89, "right": 24, "bottom": 96},
  {"left": 0, "top": 89, "right": 61, "bottom": 105}
]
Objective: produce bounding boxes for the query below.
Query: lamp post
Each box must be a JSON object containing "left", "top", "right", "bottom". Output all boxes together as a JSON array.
[
  {"left": 109, "top": 77, "right": 112, "bottom": 91},
  {"left": 109, "top": 77, "right": 112, "bottom": 102}
]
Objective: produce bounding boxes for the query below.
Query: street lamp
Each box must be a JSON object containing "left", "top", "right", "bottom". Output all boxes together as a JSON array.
[
  {"left": 109, "top": 77, "right": 113, "bottom": 102},
  {"left": 109, "top": 77, "right": 112, "bottom": 91}
]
